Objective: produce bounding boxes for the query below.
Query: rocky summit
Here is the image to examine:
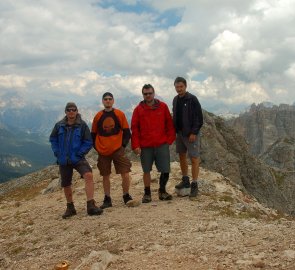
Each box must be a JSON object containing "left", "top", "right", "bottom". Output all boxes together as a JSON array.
[
  {"left": 0, "top": 161, "right": 295, "bottom": 270},
  {"left": 1, "top": 107, "right": 295, "bottom": 269}
]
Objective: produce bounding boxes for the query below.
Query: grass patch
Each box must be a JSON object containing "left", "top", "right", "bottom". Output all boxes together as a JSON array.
[
  {"left": 205, "top": 202, "right": 267, "bottom": 220},
  {"left": 9, "top": 246, "right": 24, "bottom": 255},
  {"left": 272, "top": 169, "right": 285, "bottom": 187},
  {"left": 218, "top": 194, "right": 235, "bottom": 203},
  {"left": 0, "top": 181, "right": 48, "bottom": 203}
]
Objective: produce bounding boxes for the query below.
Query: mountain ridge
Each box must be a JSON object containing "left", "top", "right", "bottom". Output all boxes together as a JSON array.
[{"left": 1, "top": 161, "right": 295, "bottom": 269}]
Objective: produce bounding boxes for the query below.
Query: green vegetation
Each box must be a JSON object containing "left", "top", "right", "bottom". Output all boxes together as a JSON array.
[
  {"left": 272, "top": 169, "right": 285, "bottom": 187},
  {"left": 0, "top": 127, "right": 54, "bottom": 183}
]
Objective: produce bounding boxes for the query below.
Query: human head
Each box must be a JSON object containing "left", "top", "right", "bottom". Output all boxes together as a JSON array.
[
  {"left": 142, "top": 84, "right": 155, "bottom": 104},
  {"left": 65, "top": 102, "right": 78, "bottom": 120},
  {"left": 174, "top": 77, "right": 187, "bottom": 87},
  {"left": 142, "top": 84, "right": 154, "bottom": 94},
  {"left": 102, "top": 92, "right": 114, "bottom": 109},
  {"left": 174, "top": 77, "right": 187, "bottom": 97},
  {"left": 65, "top": 102, "right": 77, "bottom": 112}
]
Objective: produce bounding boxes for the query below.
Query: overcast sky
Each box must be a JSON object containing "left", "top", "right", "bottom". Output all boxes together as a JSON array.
[{"left": 1, "top": 0, "right": 295, "bottom": 112}]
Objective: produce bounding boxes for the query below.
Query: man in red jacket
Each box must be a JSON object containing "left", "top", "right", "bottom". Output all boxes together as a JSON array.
[{"left": 131, "top": 84, "right": 176, "bottom": 203}]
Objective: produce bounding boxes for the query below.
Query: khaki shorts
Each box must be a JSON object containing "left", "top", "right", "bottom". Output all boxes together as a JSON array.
[{"left": 97, "top": 147, "right": 132, "bottom": 176}]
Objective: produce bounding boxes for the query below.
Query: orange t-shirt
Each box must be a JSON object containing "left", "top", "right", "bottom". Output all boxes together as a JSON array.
[{"left": 91, "top": 109, "right": 129, "bottom": 156}]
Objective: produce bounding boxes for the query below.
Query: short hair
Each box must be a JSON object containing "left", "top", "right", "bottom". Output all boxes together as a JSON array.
[
  {"left": 174, "top": 77, "right": 187, "bottom": 86},
  {"left": 102, "top": 92, "right": 113, "bottom": 99},
  {"left": 142, "top": 84, "right": 154, "bottom": 93}
]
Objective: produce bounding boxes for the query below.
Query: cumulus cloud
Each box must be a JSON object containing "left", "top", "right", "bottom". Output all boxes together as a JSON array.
[
  {"left": 0, "top": 74, "right": 31, "bottom": 89},
  {"left": 0, "top": 0, "right": 295, "bottom": 112}
]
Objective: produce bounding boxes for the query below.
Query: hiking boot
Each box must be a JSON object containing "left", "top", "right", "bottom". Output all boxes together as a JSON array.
[
  {"left": 123, "top": 193, "right": 133, "bottom": 204},
  {"left": 158, "top": 190, "right": 173, "bottom": 201},
  {"left": 100, "top": 195, "right": 112, "bottom": 209},
  {"left": 142, "top": 194, "right": 152, "bottom": 203},
  {"left": 175, "top": 176, "right": 191, "bottom": 196},
  {"left": 87, "top": 199, "right": 103, "bottom": 215},
  {"left": 189, "top": 181, "right": 199, "bottom": 198},
  {"left": 175, "top": 176, "right": 190, "bottom": 189},
  {"left": 62, "top": 202, "right": 77, "bottom": 219}
]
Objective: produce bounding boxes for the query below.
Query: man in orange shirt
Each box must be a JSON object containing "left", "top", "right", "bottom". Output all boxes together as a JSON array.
[{"left": 91, "top": 92, "right": 133, "bottom": 208}]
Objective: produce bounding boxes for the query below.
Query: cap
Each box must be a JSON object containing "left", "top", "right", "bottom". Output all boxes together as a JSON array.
[{"left": 65, "top": 102, "right": 77, "bottom": 111}]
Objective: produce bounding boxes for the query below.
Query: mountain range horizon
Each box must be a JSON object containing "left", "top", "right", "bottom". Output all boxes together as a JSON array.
[{"left": 0, "top": 99, "right": 295, "bottom": 183}]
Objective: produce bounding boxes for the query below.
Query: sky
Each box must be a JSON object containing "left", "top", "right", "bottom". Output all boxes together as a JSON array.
[{"left": 0, "top": 0, "right": 295, "bottom": 112}]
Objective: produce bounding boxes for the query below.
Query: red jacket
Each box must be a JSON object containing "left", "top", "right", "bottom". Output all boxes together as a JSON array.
[{"left": 131, "top": 99, "right": 176, "bottom": 149}]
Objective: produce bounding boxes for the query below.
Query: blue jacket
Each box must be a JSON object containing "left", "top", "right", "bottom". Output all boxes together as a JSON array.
[{"left": 49, "top": 114, "right": 93, "bottom": 166}]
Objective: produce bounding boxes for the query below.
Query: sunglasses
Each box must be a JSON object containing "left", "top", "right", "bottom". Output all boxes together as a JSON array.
[
  {"left": 143, "top": 92, "right": 154, "bottom": 96},
  {"left": 103, "top": 97, "right": 113, "bottom": 101},
  {"left": 66, "top": 108, "right": 77, "bottom": 112}
]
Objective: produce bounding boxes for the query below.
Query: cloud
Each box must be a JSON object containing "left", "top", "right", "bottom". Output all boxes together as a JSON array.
[
  {"left": 0, "top": 74, "right": 31, "bottom": 89},
  {"left": 1, "top": 0, "right": 295, "bottom": 112}
]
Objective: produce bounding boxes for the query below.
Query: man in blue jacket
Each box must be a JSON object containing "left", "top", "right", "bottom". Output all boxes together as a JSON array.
[
  {"left": 172, "top": 77, "right": 203, "bottom": 199},
  {"left": 50, "top": 102, "right": 103, "bottom": 218}
]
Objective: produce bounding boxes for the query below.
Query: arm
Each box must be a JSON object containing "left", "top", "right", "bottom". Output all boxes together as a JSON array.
[
  {"left": 49, "top": 123, "right": 60, "bottom": 157},
  {"left": 164, "top": 104, "right": 176, "bottom": 145},
  {"left": 91, "top": 114, "right": 99, "bottom": 151},
  {"left": 190, "top": 96, "right": 203, "bottom": 135},
  {"left": 131, "top": 107, "right": 140, "bottom": 150},
  {"left": 77, "top": 123, "right": 93, "bottom": 157},
  {"left": 121, "top": 113, "right": 131, "bottom": 147}
]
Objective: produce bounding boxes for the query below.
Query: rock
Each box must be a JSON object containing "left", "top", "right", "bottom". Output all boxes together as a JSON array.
[
  {"left": 245, "top": 239, "right": 259, "bottom": 247},
  {"left": 74, "top": 250, "right": 117, "bottom": 270},
  {"left": 41, "top": 178, "right": 61, "bottom": 194},
  {"left": 126, "top": 199, "right": 140, "bottom": 207},
  {"left": 283, "top": 250, "right": 295, "bottom": 259},
  {"left": 175, "top": 188, "right": 190, "bottom": 197},
  {"left": 14, "top": 201, "right": 21, "bottom": 207},
  {"left": 197, "top": 224, "right": 207, "bottom": 232},
  {"left": 207, "top": 221, "right": 218, "bottom": 231},
  {"left": 201, "top": 111, "right": 293, "bottom": 214},
  {"left": 252, "top": 260, "right": 266, "bottom": 268}
]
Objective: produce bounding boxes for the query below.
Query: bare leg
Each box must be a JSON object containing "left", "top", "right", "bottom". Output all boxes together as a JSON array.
[
  {"left": 102, "top": 174, "right": 111, "bottom": 196},
  {"left": 191, "top": 157, "right": 200, "bottom": 180},
  {"left": 121, "top": 172, "right": 130, "bottom": 194},
  {"left": 64, "top": 186, "right": 73, "bottom": 203},
  {"left": 143, "top": 172, "right": 151, "bottom": 188},
  {"left": 83, "top": 172, "right": 95, "bottom": 201},
  {"left": 179, "top": 153, "right": 188, "bottom": 176}
]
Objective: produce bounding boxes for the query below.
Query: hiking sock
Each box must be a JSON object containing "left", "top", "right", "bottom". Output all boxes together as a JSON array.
[
  {"left": 159, "top": 172, "right": 169, "bottom": 193},
  {"left": 144, "top": 187, "right": 151, "bottom": 195}
]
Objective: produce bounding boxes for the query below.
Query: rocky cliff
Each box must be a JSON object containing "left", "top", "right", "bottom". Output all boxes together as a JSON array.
[
  {"left": 260, "top": 137, "right": 295, "bottom": 171},
  {"left": 227, "top": 103, "right": 295, "bottom": 156},
  {"left": 199, "top": 111, "right": 294, "bottom": 215}
]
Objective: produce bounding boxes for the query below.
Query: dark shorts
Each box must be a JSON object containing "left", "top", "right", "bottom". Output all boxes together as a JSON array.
[
  {"left": 59, "top": 159, "right": 92, "bottom": 187},
  {"left": 176, "top": 132, "right": 200, "bottom": 158},
  {"left": 140, "top": 143, "right": 170, "bottom": 173},
  {"left": 97, "top": 147, "right": 132, "bottom": 176}
]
